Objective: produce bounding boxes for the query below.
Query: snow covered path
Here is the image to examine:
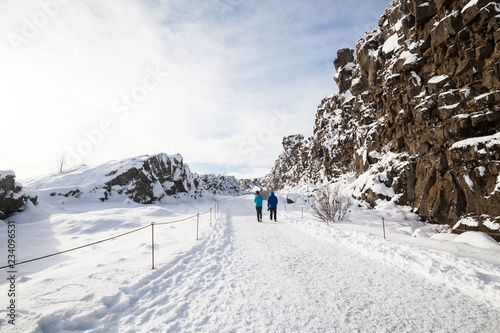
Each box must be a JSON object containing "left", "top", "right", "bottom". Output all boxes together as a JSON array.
[
  {"left": 78, "top": 196, "right": 499, "bottom": 332},
  {"left": 4, "top": 195, "right": 499, "bottom": 332}
]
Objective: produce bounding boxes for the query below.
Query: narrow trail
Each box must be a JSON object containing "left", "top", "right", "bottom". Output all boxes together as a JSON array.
[{"left": 72, "top": 196, "right": 499, "bottom": 332}]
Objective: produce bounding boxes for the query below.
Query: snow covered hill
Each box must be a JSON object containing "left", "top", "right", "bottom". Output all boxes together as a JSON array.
[
  {"left": 23, "top": 153, "right": 203, "bottom": 204},
  {"left": 19, "top": 153, "right": 247, "bottom": 207},
  {"left": 1, "top": 194, "right": 499, "bottom": 332}
]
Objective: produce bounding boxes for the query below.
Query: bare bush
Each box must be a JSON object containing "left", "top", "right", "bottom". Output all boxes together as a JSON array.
[
  {"left": 259, "top": 189, "right": 271, "bottom": 200},
  {"left": 311, "top": 186, "right": 352, "bottom": 225},
  {"left": 337, "top": 194, "right": 352, "bottom": 222}
]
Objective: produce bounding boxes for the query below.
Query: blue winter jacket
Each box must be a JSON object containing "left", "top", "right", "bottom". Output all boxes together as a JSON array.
[
  {"left": 267, "top": 192, "right": 278, "bottom": 208},
  {"left": 254, "top": 194, "right": 263, "bottom": 207}
]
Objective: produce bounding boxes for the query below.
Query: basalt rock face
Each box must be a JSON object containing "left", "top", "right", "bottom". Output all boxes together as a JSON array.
[
  {"left": 100, "top": 154, "right": 203, "bottom": 203},
  {"left": 265, "top": 0, "right": 500, "bottom": 233},
  {"left": 0, "top": 171, "right": 37, "bottom": 219},
  {"left": 27, "top": 154, "right": 204, "bottom": 204},
  {"left": 200, "top": 174, "right": 245, "bottom": 195},
  {"left": 238, "top": 178, "right": 264, "bottom": 193}
]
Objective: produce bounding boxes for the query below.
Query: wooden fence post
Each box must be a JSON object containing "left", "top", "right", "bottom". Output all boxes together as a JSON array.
[
  {"left": 151, "top": 222, "right": 155, "bottom": 269},
  {"left": 382, "top": 217, "right": 386, "bottom": 240},
  {"left": 210, "top": 208, "right": 212, "bottom": 227},
  {"left": 196, "top": 213, "right": 200, "bottom": 240}
]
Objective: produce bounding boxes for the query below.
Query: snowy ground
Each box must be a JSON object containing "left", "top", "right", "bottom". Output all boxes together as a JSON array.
[{"left": 1, "top": 194, "right": 500, "bottom": 332}]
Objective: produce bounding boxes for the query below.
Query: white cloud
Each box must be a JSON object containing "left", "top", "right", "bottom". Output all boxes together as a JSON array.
[{"left": 0, "top": 0, "right": 391, "bottom": 179}]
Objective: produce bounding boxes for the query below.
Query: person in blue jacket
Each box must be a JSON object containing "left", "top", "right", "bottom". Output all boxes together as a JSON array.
[
  {"left": 267, "top": 191, "right": 278, "bottom": 222},
  {"left": 254, "top": 191, "right": 263, "bottom": 222}
]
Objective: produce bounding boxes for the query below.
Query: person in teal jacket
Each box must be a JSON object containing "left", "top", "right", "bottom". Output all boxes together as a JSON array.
[{"left": 254, "top": 191, "right": 263, "bottom": 222}]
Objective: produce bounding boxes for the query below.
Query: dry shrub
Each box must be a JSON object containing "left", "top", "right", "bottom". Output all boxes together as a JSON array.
[
  {"left": 259, "top": 189, "right": 272, "bottom": 200},
  {"left": 311, "top": 186, "right": 352, "bottom": 225}
]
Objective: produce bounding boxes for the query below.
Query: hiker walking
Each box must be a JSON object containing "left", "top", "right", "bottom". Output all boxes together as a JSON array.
[
  {"left": 268, "top": 191, "right": 278, "bottom": 222},
  {"left": 254, "top": 191, "right": 263, "bottom": 222}
]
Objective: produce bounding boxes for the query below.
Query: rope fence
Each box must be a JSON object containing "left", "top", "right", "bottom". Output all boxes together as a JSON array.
[
  {"left": 1, "top": 201, "right": 220, "bottom": 271},
  {"left": 282, "top": 203, "right": 500, "bottom": 241},
  {"left": 9, "top": 198, "right": 495, "bottom": 272}
]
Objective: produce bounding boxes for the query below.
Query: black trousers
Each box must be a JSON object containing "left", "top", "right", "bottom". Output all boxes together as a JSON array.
[
  {"left": 269, "top": 207, "right": 277, "bottom": 221},
  {"left": 256, "top": 206, "right": 262, "bottom": 221}
]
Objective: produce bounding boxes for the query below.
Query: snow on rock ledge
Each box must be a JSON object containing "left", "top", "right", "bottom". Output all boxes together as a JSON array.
[
  {"left": 22, "top": 154, "right": 249, "bottom": 205},
  {"left": 24, "top": 154, "right": 204, "bottom": 204},
  {"left": 0, "top": 170, "right": 37, "bottom": 219},
  {"left": 264, "top": 0, "right": 500, "bottom": 238},
  {"left": 200, "top": 174, "right": 246, "bottom": 196}
]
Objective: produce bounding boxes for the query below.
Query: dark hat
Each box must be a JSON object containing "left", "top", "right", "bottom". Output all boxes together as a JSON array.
[{"left": 256, "top": 191, "right": 260, "bottom": 194}]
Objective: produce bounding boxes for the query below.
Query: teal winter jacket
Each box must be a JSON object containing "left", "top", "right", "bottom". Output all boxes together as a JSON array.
[{"left": 254, "top": 194, "right": 263, "bottom": 207}]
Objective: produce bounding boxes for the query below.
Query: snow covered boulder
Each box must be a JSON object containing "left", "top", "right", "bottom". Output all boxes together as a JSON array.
[
  {"left": 455, "top": 231, "right": 500, "bottom": 250},
  {"left": 0, "top": 170, "right": 37, "bottom": 219},
  {"left": 286, "top": 193, "right": 298, "bottom": 204},
  {"left": 412, "top": 227, "right": 437, "bottom": 238},
  {"left": 284, "top": 193, "right": 309, "bottom": 204}
]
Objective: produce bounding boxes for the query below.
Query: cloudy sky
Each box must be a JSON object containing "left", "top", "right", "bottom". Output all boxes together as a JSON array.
[{"left": 1, "top": 0, "right": 390, "bottom": 180}]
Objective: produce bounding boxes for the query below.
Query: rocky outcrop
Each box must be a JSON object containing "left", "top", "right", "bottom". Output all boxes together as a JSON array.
[
  {"left": 200, "top": 174, "right": 245, "bottom": 195},
  {"left": 22, "top": 154, "right": 252, "bottom": 205},
  {"left": 265, "top": 0, "right": 500, "bottom": 234},
  {"left": 100, "top": 154, "right": 203, "bottom": 203},
  {"left": 28, "top": 154, "right": 204, "bottom": 204},
  {"left": 238, "top": 178, "right": 264, "bottom": 193},
  {"left": 0, "top": 171, "right": 37, "bottom": 219}
]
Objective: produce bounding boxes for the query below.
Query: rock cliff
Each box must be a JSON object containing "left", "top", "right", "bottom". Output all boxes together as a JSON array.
[
  {"left": 25, "top": 154, "right": 204, "bottom": 204},
  {"left": 200, "top": 174, "right": 246, "bottom": 195},
  {"left": 238, "top": 178, "right": 263, "bottom": 193},
  {"left": 19, "top": 153, "right": 248, "bottom": 205},
  {"left": 0, "top": 171, "right": 37, "bottom": 219},
  {"left": 265, "top": 0, "right": 500, "bottom": 234}
]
